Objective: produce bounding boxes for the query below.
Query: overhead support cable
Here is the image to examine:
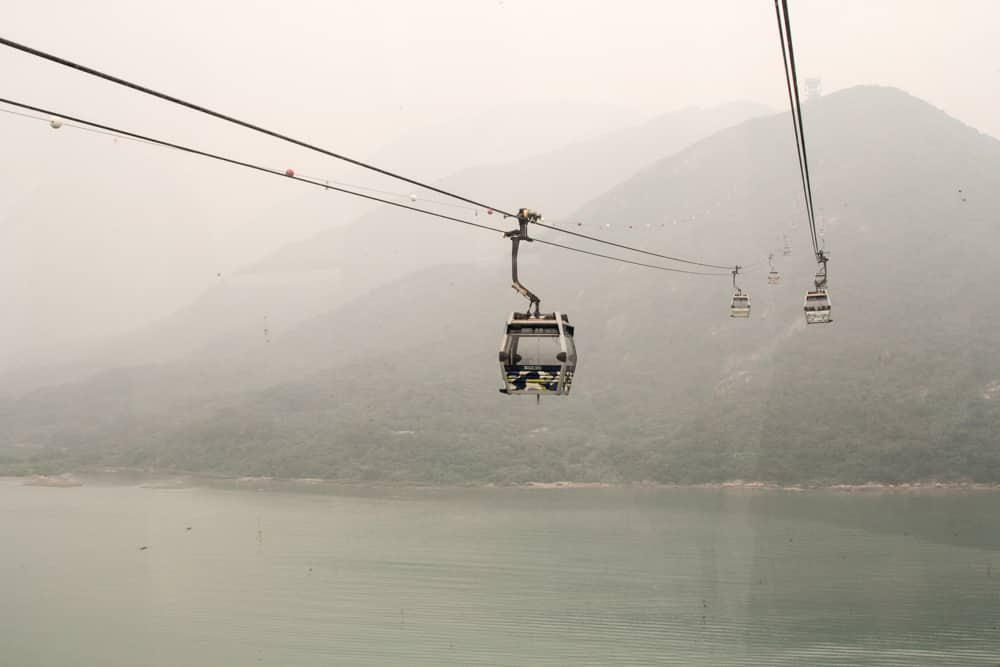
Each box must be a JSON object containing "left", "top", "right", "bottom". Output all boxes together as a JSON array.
[
  {"left": 0, "top": 97, "right": 506, "bottom": 234},
  {"left": 2, "top": 106, "right": 477, "bottom": 214},
  {"left": 530, "top": 219, "right": 734, "bottom": 270},
  {"left": 0, "top": 35, "right": 519, "bottom": 218},
  {"left": 534, "top": 239, "right": 731, "bottom": 276},
  {"left": 0, "top": 97, "right": 731, "bottom": 278},
  {"left": 0, "top": 35, "right": 746, "bottom": 273},
  {"left": 774, "top": 0, "right": 821, "bottom": 259}
]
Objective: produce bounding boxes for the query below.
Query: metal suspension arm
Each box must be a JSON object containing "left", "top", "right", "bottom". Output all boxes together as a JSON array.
[
  {"left": 506, "top": 208, "right": 542, "bottom": 315},
  {"left": 814, "top": 251, "right": 829, "bottom": 290}
]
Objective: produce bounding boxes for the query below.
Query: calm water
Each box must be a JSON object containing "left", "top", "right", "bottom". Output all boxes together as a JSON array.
[{"left": 1, "top": 479, "right": 999, "bottom": 666}]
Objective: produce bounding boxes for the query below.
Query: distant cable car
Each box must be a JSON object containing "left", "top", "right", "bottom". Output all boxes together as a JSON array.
[
  {"left": 730, "top": 292, "right": 751, "bottom": 317},
  {"left": 498, "top": 209, "right": 577, "bottom": 396},
  {"left": 730, "top": 265, "right": 750, "bottom": 318},
  {"left": 804, "top": 252, "right": 832, "bottom": 324},
  {"left": 767, "top": 252, "right": 780, "bottom": 284},
  {"left": 782, "top": 235, "right": 792, "bottom": 256}
]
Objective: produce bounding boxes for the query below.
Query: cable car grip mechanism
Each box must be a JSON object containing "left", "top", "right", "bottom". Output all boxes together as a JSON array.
[{"left": 505, "top": 208, "right": 543, "bottom": 317}]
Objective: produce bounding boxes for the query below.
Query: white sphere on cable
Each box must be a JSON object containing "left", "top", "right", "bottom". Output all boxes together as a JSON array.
[
  {"left": 49, "top": 118, "right": 63, "bottom": 129},
  {"left": 409, "top": 193, "right": 417, "bottom": 202}
]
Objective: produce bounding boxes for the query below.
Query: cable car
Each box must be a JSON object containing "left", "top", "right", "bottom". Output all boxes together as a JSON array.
[
  {"left": 804, "top": 290, "right": 832, "bottom": 324},
  {"left": 767, "top": 253, "right": 780, "bottom": 284},
  {"left": 729, "top": 265, "right": 750, "bottom": 317},
  {"left": 498, "top": 208, "right": 577, "bottom": 396},
  {"left": 499, "top": 312, "right": 576, "bottom": 395},
  {"left": 804, "top": 251, "right": 832, "bottom": 324},
  {"left": 730, "top": 291, "right": 751, "bottom": 318}
]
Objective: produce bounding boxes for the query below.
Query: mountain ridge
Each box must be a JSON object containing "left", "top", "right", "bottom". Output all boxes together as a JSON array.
[{"left": 3, "top": 85, "right": 999, "bottom": 484}]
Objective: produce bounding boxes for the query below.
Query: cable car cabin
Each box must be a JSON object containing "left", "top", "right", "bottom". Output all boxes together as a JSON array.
[
  {"left": 499, "top": 312, "right": 576, "bottom": 395},
  {"left": 782, "top": 246, "right": 792, "bottom": 256},
  {"left": 730, "top": 292, "right": 751, "bottom": 318},
  {"left": 767, "top": 270, "right": 780, "bottom": 285},
  {"left": 803, "top": 290, "right": 832, "bottom": 324}
]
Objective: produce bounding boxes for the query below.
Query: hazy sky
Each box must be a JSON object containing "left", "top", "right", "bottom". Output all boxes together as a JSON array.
[
  {"left": 2, "top": 0, "right": 998, "bottom": 361},
  {"left": 4, "top": 1, "right": 999, "bottom": 154}
]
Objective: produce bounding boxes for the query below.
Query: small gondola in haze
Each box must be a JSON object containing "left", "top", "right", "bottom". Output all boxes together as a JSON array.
[
  {"left": 498, "top": 209, "right": 577, "bottom": 396},
  {"left": 804, "top": 252, "right": 832, "bottom": 324},
  {"left": 730, "top": 265, "right": 750, "bottom": 318},
  {"left": 767, "top": 252, "right": 780, "bottom": 285}
]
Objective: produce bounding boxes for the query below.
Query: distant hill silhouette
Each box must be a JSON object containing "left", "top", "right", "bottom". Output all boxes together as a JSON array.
[{"left": 3, "top": 86, "right": 999, "bottom": 484}]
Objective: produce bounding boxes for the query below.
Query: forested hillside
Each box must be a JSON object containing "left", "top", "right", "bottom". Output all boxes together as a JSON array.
[{"left": 3, "top": 86, "right": 999, "bottom": 484}]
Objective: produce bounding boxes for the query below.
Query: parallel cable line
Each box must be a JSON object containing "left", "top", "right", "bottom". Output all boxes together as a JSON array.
[
  {"left": 0, "top": 97, "right": 730, "bottom": 278},
  {"left": 774, "top": 0, "right": 821, "bottom": 257},
  {"left": 0, "top": 97, "right": 505, "bottom": 234},
  {"left": 0, "top": 34, "right": 745, "bottom": 271},
  {"left": 531, "top": 220, "right": 734, "bottom": 270},
  {"left": 534, "top": 239, "right": 730, "bottom": 276},
  {"left": 0, "top": 35, "right": 518, "bottom": 217},
  {"left": 4, "top": 106, "right": 470, "bottom": 211}
]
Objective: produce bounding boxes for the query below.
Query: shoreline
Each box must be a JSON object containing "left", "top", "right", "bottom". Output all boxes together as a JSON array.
[{"left": 6, "top": 471, "right": 1000, "bottom": 493}]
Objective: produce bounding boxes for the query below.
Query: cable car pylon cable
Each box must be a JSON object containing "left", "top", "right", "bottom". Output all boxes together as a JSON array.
[{"left": 0, "top": 35, "right": 747, "bottom": 274}]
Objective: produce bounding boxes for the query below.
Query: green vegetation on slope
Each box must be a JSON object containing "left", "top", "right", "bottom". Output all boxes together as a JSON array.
[{"left": 3, "top": 86, "right": 1000, "bottom": 484}]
